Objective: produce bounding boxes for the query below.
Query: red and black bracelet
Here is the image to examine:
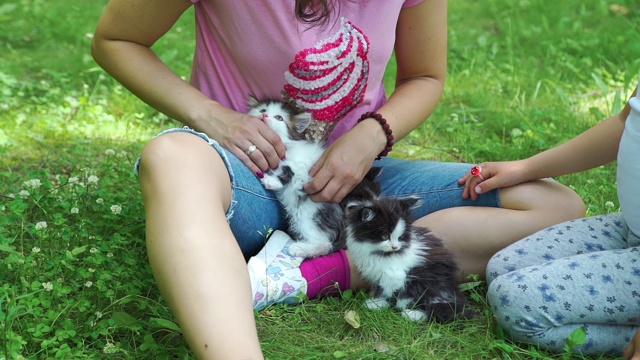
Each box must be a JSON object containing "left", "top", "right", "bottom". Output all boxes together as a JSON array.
[{"left": 357, "top": 111, "right": 394, "bottom": 160}]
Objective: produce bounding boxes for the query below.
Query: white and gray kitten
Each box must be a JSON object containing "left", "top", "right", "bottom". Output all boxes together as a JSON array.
[
  {"left": 342, "top": 169, "right": 472, "bottom": 322},
  {"left": 247, "top": 96, "right": 345, "bottom": 258}
]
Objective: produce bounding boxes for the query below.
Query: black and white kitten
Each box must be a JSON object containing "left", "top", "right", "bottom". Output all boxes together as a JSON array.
[
  {"left": 342, "top": 171, "right": 471, "bottom": 322},
  {"left": 247, "top": 96, "right": 345, "bottom": 258}
]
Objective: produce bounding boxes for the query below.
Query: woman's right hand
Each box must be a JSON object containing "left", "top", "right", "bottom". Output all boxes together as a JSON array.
[
  {"left": 457, "top": 159, "right": 534, "bottom": 200},
  {"left": 204, "top": 105, "right": 286, "bottom": 178}
]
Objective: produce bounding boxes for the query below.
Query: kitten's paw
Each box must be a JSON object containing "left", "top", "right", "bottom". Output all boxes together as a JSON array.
[
  {"left": 400, "top": 309, "right": 427, "bottom": 321},
  {"left": 288, "top": 241, "right": 333, "bottom": 258},
  {"left": 286, "top": 243, "right": 307, "bottom": 258},
  {"left": 365, "top": 298, "right": 390, "bottom": 310},
  {"left": 261, "top": 176, "right": 283, "bottom": 191}
]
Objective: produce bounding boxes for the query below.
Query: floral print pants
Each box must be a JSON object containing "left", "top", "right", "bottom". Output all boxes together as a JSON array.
[{"left": 487, "top": 212, "right": 640, "bottom": 355}]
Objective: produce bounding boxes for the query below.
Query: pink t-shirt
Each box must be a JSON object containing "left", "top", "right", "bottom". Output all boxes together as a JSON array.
[{"left": 189, "top": 0, "right": 424, "bottom": 143}]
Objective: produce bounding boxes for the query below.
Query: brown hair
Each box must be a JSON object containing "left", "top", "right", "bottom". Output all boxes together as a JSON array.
[{"left": 295, "top": 0, "right": 335, "bottom": 25}]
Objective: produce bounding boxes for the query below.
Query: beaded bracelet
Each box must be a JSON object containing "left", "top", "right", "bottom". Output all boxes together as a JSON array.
[{"left": 357, "top": 111, "right": 394, "bottom": 160}]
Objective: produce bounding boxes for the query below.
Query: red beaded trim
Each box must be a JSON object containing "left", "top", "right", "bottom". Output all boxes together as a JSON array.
[{"left": 357, "top": 111, "right": 394, "bottom": 160}]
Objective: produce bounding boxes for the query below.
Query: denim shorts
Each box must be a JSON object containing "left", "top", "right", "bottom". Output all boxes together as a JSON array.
[{"left": 136, "top": 127, "right": 501, "bottom": 259}]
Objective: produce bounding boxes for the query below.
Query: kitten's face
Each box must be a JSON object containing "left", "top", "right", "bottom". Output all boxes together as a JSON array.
[
  {"left": 247, "top": 96, "right": 311, "bottom": 141},
  {"left": 344, "top": 197, "right": 419, "bottom": 254}
]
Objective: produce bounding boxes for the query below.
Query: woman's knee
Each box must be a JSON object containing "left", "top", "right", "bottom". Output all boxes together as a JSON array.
[
  {"left": 138, "top": 132, "right": 232, "bottom": 205},
  {"left": 140, "top": 133, "right": 198, "bottom": 174}
]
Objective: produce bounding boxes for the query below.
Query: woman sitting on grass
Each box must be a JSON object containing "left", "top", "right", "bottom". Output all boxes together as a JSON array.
[
  {"left": 91, "top": 0, "right": 585, "bottom": 358},
  {"left": 460, "top": 83, "right": 640, "bottom": 358}
]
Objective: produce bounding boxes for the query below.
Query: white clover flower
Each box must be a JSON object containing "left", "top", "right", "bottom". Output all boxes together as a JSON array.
[
  {"left": 107, "top": 253, "right": 114, "bottom": 258},
  {"left": 35, "top": 221, "right": 48, "bottom": 230},
  {"left": 105, "top": 149, "right": 116, "bottom": 156},
  {"left": 42, "top": 282, "right": 53, "bottom": 292},
  {"left": 7, "top": 193, "right": 15, "bottom": 199},
  {"left": 605, "top": 201, "right": 615, "bottom": 209},
  {"left": 70, "top": 207, "right": 79, "bottom": 214},
  {"left": 110, "top": 205, "right": 122, "bottom": 215},
  {"left": 103, "top": 342, "right": 117, "bottom": 354},
  {"left": 90, "top": 247, "right": 98, "bottom": 254},
  {"left": 87, "top": 175, "right": 99, "bottom": 184},
  {"left": 32, "top": 246, "right": 41, "bottom": 253},
  {"left": 85, "top": 281, "right": 93, "bottom": 288},
  {"left": 68, "top": 177, "right": 80, "bottom": 184},
  {"left": 19, "top": 190, "right": 30, "bottom": 199},
  {"left": 95, "top": 311, "right": 103, "bottom": 319},
  {"left": 96, "top": 198, "right": 104, "bottom": 204},
  {"left": 117, "top": 151, "right": 128, "bottom": 158},
  {"left": 23, "top": 179, "right": 42, "bottom": 189}
]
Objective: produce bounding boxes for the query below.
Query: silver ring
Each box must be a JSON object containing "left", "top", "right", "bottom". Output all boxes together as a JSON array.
[{"left": 245, "top": 144, "right": 257, "bottom": 156}]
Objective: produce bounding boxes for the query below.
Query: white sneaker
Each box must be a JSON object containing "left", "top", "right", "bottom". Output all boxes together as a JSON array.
[{"left": 247, "top": 230, "right": 308, "bottom": 310}]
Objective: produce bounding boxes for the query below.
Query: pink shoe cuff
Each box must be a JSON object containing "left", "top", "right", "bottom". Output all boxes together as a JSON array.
[{"left": 300, "top": 249, "right": 351, "bottom": 299}]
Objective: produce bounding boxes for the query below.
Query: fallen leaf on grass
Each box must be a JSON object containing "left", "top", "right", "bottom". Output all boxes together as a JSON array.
[
  {"left": 343, "top": 309, "right": 361, "bottom": 329},
  {"left": 609, "top": 4, "right": 630, "bottom": 15},
  {"left": 374, "top": 343, "right": 391, "bottom": 353}
]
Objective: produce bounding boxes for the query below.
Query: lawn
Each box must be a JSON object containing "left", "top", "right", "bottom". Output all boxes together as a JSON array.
[{"left": 1, "top": 0, "right": 638, "bottom": 359}]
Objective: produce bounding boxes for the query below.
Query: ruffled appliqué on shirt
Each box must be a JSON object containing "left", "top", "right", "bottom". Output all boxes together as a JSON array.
[{"left": 283, "top": 17, "right": 370, "bottom": 142}]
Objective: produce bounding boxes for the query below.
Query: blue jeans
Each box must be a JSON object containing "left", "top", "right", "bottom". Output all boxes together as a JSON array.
[{"left": 136, "top": 127, "right": 501, "bottom": 259}]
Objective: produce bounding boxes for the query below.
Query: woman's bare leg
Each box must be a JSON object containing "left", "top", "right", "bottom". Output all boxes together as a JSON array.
[
  {"left": 139, "top": 132, "right": 263, "bottom": 359},
  {"left": 414, "top": 179, "right": 586, "bottom": 279}
]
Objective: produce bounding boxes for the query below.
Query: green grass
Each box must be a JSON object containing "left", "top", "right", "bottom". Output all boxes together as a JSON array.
[{"left": 1, "top": 0, "right": 638, "bottom": 358}]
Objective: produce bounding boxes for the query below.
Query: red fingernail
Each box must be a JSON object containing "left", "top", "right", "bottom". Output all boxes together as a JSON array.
[
  {"left": 256, "top": 171, "right": 264, "bottom": 179},
  {"left": 281, "top": 155, "right": 286, "bottom": 161}
]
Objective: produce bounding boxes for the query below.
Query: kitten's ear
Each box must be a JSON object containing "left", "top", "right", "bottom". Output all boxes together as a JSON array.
[
  {"left": 399, "top": 196, "right": 422, "bottom": 211},
  {"left": 344, "top": 201, "right": 375, "bottom": 223},
  {"left": 361, "top": 208, "right": 375, "bottom": 223},
  {"left": 247, "top": 95, "right": 260, "bottom": 108},
  {"left": 293, "top": 112, "right": 313, "bottom": 133},
  {"left": 343, "top": 200, "right": 362, "bottom": 213}
]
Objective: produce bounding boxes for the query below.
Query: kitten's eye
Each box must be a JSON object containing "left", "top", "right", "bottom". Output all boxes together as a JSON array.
[
  {"left": 259, "top": 109, "right": 266, "bottom": 113},
  {"left": 275, "top": 115, "right": 284, "bottom": 121}
]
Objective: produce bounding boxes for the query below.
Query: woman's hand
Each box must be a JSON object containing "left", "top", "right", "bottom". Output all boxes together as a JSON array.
[
  {"left": 624, "top": 329, "right": 640, "bottom": 360},
  {"left": 457, "top": 159, "right": 533, "bottom": 200},
  {"left": 208, "top": 106, "right": 286, "bottom": 177},
  {"left": 303, "top": 129, "right": 378, "bottom": 203}
]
